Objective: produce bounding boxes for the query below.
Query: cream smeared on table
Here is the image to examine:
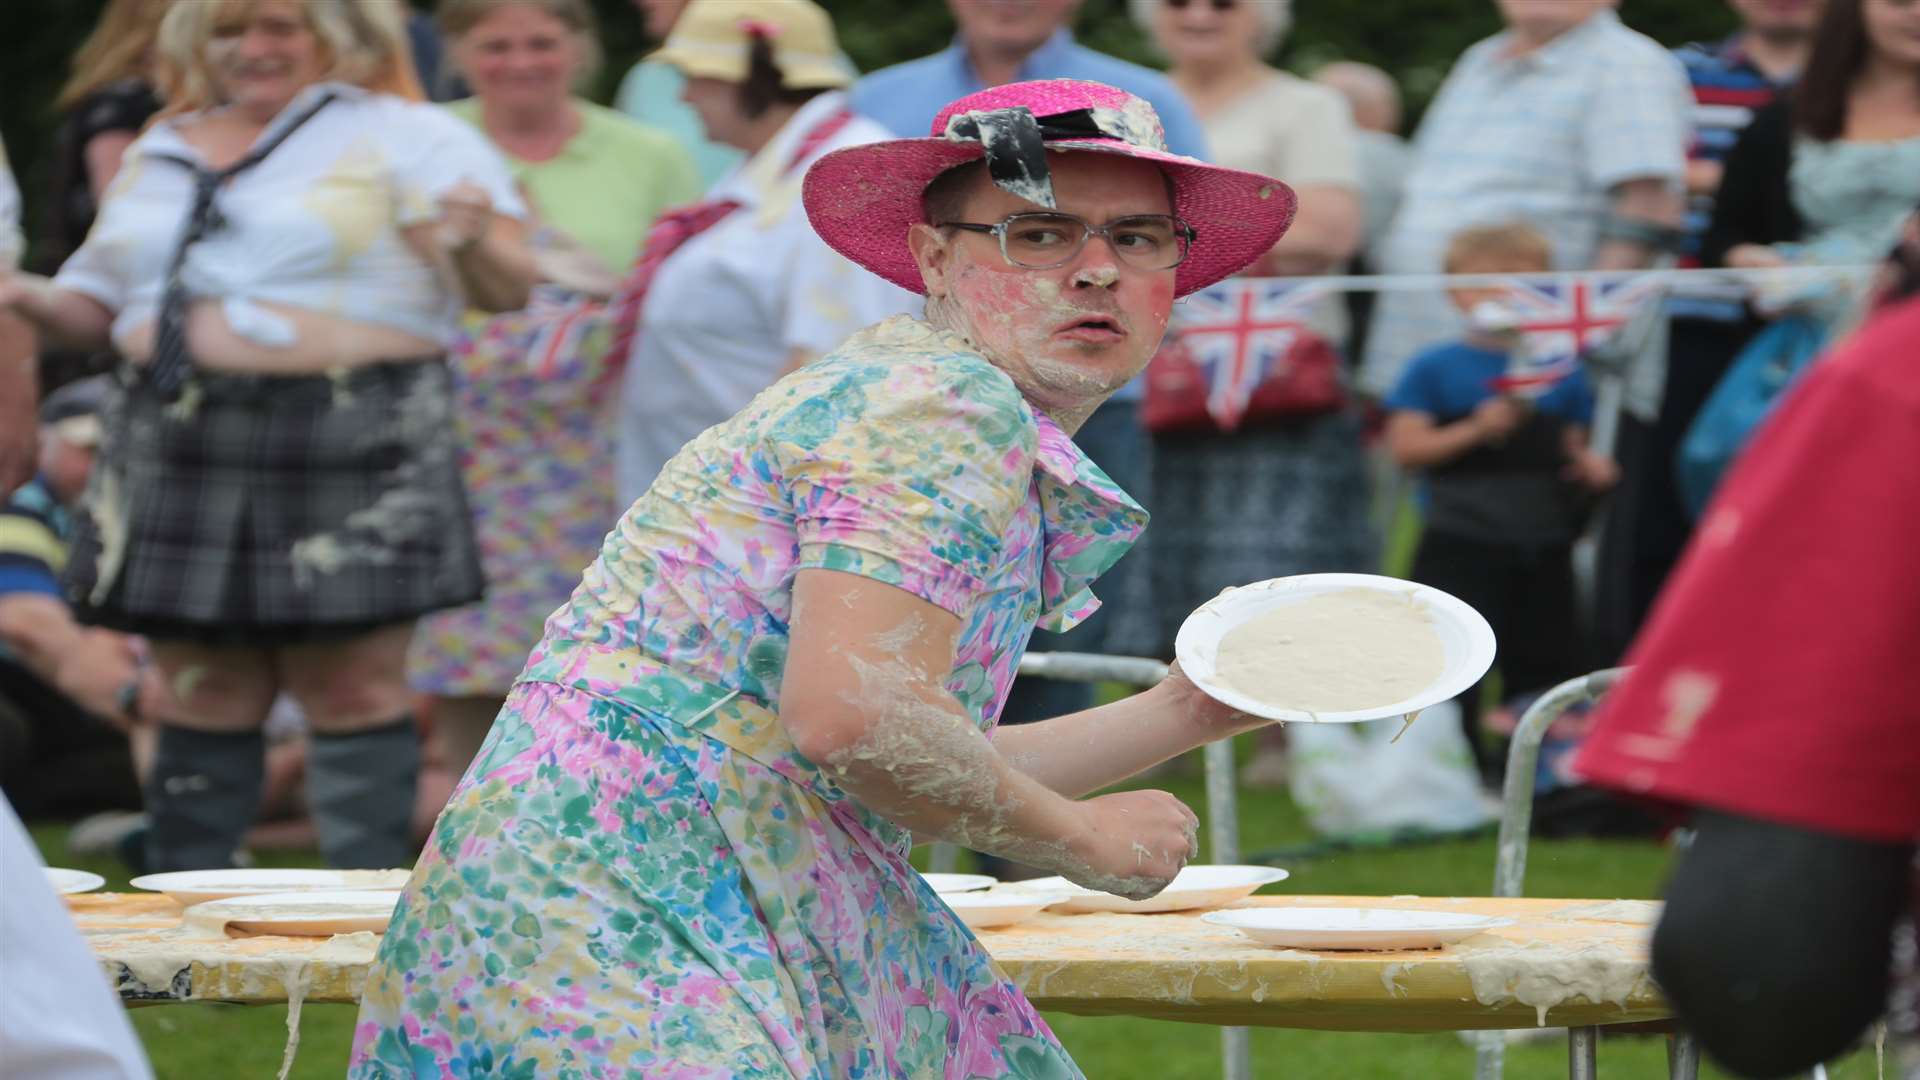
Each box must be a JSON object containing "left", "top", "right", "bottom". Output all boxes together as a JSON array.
[{"left": 1213, "top": 588, "right": 1445, "bottom": 713}]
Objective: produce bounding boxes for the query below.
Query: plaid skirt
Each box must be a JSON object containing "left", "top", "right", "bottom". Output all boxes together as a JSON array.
[
  {"left": 64, "top": 360, "right": 484, "bottom": 644},
  {"left": 1147, "top": 410, "right": 1379, "bottom": 655}
]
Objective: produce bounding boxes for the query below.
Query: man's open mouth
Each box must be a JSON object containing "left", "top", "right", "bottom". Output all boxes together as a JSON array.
[{"left": 1058, "top": 315, "right": 1125, "bottom": 337}]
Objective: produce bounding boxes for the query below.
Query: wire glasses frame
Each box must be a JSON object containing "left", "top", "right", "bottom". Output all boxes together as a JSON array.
[{"left": 937, "top": 211, "right": 1197, "bottom": 271}]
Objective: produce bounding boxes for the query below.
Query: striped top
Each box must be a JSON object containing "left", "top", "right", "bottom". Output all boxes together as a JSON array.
[
  {"left": 0, "top": 478, "right": 69, "bottom": 600},
  {"left": 1672, "top": 37, "right": 1793, "bottom": 315}
]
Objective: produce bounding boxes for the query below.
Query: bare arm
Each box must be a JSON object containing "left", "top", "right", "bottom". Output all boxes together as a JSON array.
[
  {"left": 447, "top": 213, "right": 535, "bottom": 313},
  {"left": 988, "top": 666, "right": 1261, "bottom": 798},
  {"left": 1384, "top": 404, "right": 1513, "bottom": 469},
  {"left": 0, "top": 594, "right": 139, "bottom": 727},
  {"left": 1593, "top": 177, "right": 1685, "bottom": 272},
  {"left": 403, "top": 182, "right": 537, "bottom": 314},
  {"left": 0, "top": 594, "right": 88, "bottom": 685},
  {"left": 0, "top": 272, "right": 114, "bottom": 351},
  {"left": 0, "top": 313, "right": 35, "bottom": 491},
  {"left": 1256, "top": 184, "right": 1363, "bottom": 276},
  {"left": 779, "top": 568, "right": 1199, "bottom": 898},
  {"left": 83, "top": 130, "right": 138, "bottom": 203}
]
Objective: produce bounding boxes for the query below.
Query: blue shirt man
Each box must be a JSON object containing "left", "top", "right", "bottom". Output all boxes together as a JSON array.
[{"left": 851, "top": 28, "right": 1208, "bottom": 161}]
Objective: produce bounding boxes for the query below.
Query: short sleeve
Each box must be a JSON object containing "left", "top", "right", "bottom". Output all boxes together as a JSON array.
[
  {"left": 392, "top": 102, "right": 528, "bottom": 225},
  {"left": 767, "top": 356, "right": 1034, "bottom": 618},
  {"left": 74, "top": 82, "right": 159, "bottom": 145},
  {"left": 0, "top": 493, "right": 65, "bottom": 598},
  {"left": 1272, "top": 84, "right": 1362, "bottom": 192},
  {"left": 1383, "top": 348, "right": 1443, "bottom": 414},
  {"left": 1581, "top": 44, "right": 1690, "bottom": 190},
  {"left": 780, "top": 231, "right": 917, "bottom": 356},
  {"left": 1573, "top": 301, "right": 1920, "bottom": 841}
]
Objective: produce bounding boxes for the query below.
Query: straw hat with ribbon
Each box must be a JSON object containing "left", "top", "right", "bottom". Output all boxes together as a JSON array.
[
  {"left": 649, "top": 0, "right": 849, "bottom": 90},
  {"left": 803, "top": 78, "right": 1296, "bottom": 298}
]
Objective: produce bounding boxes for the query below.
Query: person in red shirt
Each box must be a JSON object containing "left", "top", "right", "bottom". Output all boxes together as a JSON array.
[{"left": 1574, "top": 209, "right": 1920, "bottom": 1077}]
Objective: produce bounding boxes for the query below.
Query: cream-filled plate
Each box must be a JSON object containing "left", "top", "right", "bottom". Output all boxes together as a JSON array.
[
  {"left": 1176, "top": 573, "right": 1495, "bottom": 723},
  {"left": 45, "top": 867, "right": 106, "bottom": 894},
  {"left": 1203, "top": 907, "right": 1512, "bottom": 951},
  {"left": 1024, "top": 865, "right": 1290, "bottom": 914},
  {"left": 941, "top": 887, "right": 1073, "bottom": 930},
  {"left": 184, "top": 890, "right": 402, "bottom": 937},
  {"left": 919, "top": 872, "right": 997, "bottom": 895},
  {"left": 131, "top": 868, "right": 412, "bottom": 906}
]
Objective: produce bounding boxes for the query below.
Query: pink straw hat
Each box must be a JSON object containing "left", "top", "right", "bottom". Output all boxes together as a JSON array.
[{"left": 803, "top": 79, "right": 1295, "bottom": 298}]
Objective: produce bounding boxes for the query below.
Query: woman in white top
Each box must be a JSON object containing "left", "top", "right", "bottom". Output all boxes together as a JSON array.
[
  {"left": 614, "top": 0, "right": 915, "bottom": 502},
  {"left": 0, "top": 0, "right": 535, "bottom": 873}
]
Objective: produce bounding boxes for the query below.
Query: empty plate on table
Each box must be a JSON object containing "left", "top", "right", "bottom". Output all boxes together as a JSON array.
[
  {"left": 1203, "top": 907, "right": 1513, "bottom": 951},
  {"left": 919, "top": 872, "right": 997, "bottom": 895},
  {"left": 941, "top": 888, "right": 1072, "bottom": 930},
  {"left": 131, "top": 867, "right": 412, "bottom": 906},
  {"left": 1175, "top": 573, "right": 1496, "bottom": 724},
  {"left": 1023, "top": 865, "right": 1290, "bottom": 915},
  {"left": 45, "top": 867, "right": 106, "bottom": 895},
  {"left": 184, "top": 890, "right": 402, "bottom": 937}
]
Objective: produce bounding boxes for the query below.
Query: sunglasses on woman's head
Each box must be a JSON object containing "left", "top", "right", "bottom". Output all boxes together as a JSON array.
[{"left": 1167, "top": 0, "right": 1238, "bottom": 9}]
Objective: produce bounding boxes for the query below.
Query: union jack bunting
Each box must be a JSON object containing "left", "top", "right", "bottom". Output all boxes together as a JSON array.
[
  {"left": 1490, "top": 274, "right": 1665, "bottom": 397},
  {"left": 1170, "top": 278, "right": 1331, "bottom": 429}
]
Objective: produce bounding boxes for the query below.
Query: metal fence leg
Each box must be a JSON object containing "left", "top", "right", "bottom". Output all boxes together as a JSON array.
[
  {"left": 1472, "top": 1031, "right": 1505, "bottom": 1080},
  {"left": 1481, "top": 669, "right": 1627, "bottom": 1080},
  {"left": 1667, "top": 1031, "right": 1700, "bottom": 1079},
  {"left": 1203, "top": 737, "right": 1250, "bottom": 1080},
  {"left": 1568, "top": 1027, "right": 1598, "bottom": 1080}
]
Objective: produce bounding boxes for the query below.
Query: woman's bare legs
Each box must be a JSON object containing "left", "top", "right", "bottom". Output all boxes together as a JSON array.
[{"left": 276, "top": 623, "right": 423, "bottom": 868}]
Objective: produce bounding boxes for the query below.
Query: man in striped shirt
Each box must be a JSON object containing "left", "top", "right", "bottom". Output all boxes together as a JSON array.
[
  {"left": 0, "top": 379, "right": 148, "bottom": 820},
  {"left": 1595, "top": 0, "right": 1820, "bottom": 660}
]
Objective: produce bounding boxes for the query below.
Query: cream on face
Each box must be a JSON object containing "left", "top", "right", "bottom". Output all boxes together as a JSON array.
[{"left": 920, "top": 153, "right": 1178, "bottom": 430}]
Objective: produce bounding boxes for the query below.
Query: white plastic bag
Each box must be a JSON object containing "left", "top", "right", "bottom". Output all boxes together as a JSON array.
[{"left": 1285, "top": 699, "right": 1496, "bottom": 837}]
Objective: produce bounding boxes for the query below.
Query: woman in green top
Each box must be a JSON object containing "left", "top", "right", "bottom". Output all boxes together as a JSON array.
[{"left": 409, "top": 0, "right": 701, "bottom": 779}]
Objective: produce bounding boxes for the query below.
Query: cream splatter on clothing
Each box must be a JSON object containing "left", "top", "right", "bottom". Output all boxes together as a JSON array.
[
  {"left": 351, "top": 316, "right": 1146, "bottom": 1078},
  {"left": 54, "top": 82, "right": 526, "bottom": 353}
]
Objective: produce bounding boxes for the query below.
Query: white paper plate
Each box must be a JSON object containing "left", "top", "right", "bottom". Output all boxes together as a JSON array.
[
  {"left": 941, "top": 888, "right": 1073, "bottom": 930},
  {"left": 45, "top": 867, "right": 106, "bottom": 895},
  {"left": 1023, "top": 864, "right": 1291, "bottom": 915},
  {"left": 919, "top": 872, "right": 997, "bottom": 895},
  {"left": 1175, "top": 572, "right": 1496, "bottom": 724},
  {"left": 1202, "top": 907, "right": 1513, "bottom": 951},
  {"left": 131, "top": 867, "right": 412, "bottom": 906},
  {"left": 184, "top": 890, "right": 402, "bottom": 937}
]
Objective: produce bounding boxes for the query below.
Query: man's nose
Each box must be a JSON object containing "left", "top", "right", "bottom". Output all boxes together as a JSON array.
[{"left": 1068, "top": 232, "right": 1123, "bottom": 289}]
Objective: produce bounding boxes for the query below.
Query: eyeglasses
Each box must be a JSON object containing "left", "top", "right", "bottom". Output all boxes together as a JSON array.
[
  {"left": 1166, "top": 0, "right": 1238, "bottom": 10},
  {"left": 938, "top": 212, "right": 1196, "bottom": 271}
]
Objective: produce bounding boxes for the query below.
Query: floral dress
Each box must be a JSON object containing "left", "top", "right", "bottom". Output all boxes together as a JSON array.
[{"left": 349, "top": 316, "right": 1148, "bottom": 1078}]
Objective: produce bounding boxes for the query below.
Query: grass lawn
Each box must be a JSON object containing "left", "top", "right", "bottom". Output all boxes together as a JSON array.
[
  {"left": 30, "top": 753, "right": 1885, "bottom": 1078},
  {"left": 29, "top": 506, "right": 1886, "bottom": 1076}
]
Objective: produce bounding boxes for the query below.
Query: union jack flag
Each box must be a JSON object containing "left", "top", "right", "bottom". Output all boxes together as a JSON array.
[
  {"left": 1170, "top": 279, "right": 1330, "bottom": 429},
  {"left": 1489, "top": 274, "right": 1665, "bottom": 397}
]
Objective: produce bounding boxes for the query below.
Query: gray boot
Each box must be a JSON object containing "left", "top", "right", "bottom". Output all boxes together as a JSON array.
[
  {"left": 306, "top": 717, "right": 420, "bottom": 869},
  {"left": 144, "top": 727, "right": 264, "bottom": 872}
]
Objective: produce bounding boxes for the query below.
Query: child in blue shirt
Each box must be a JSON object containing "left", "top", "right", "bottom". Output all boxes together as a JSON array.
[{"left": 1383, "top": 223, "right": 1619, "bottom": 780}]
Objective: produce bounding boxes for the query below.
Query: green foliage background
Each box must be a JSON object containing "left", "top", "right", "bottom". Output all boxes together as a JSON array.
[{"left": 2, "top": 0, "right": 1736, "bottom": 261}]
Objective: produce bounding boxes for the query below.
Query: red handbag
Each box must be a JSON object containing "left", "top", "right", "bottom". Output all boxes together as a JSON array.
[{"left": 1142, "top": 278, "right": 1346, "bottom": 433}]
